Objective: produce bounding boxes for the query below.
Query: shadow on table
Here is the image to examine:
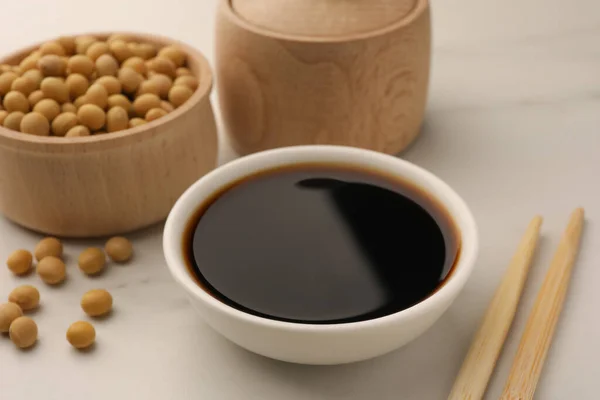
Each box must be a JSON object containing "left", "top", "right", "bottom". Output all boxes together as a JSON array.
[{"left": 190, "top": 307, "right": 472, "bottom": 400}]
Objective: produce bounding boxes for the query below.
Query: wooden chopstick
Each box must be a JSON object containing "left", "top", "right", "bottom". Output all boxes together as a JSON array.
[
  {"left": 500, "top": 208, "right": 585, "bottom": 400},
  {"left": 448, "top": 216, "right": 543, "bottom": 400}
]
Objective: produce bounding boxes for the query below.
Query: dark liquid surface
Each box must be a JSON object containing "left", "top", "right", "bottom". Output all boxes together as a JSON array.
[{"left": 184, "top": 164, "right": 460, "bottom": 324}]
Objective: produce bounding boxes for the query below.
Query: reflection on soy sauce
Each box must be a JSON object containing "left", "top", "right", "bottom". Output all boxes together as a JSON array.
[
  {"left": 297, "top": 177, "right": 452, "bottom": 315},
  {"left": 186, "top": 167, "right": 459, "bottom": 324}
]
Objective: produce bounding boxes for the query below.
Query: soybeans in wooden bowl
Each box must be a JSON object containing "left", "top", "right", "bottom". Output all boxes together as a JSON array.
[{"left": 0, "top": 33, "right": 217, "bottom": 237}]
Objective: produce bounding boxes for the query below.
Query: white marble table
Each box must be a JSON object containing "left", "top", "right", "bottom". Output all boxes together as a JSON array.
[{"left": 1, "top": 0, "right": 599, "bottom": 399}]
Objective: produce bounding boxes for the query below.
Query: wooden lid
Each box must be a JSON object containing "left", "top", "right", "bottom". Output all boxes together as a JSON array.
[{"left": 230, "top": 0, "right": 418, "bottom": 38}]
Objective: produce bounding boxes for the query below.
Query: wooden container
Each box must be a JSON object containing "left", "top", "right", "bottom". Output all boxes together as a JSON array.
[
  {"left": 216, "top": 0, "right": 431, "bottom": 156},
  {"left": 0, "top": 33, "right": 218, "bottom": 237}
]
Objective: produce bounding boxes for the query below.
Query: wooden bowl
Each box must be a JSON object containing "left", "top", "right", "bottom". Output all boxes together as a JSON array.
[
  {"left": 216, "top": 0, "right": 431, "bottom": 156},
  {"left": 0, "top": 33, "right": 218, "bottom": 237}
]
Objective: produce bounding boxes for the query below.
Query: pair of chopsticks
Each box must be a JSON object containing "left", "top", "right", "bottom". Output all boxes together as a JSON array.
[{"left": 448, "top": 208, "right": 585, "bottom": 400}]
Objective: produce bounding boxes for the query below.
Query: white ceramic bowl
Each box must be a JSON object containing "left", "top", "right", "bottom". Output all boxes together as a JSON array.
[{"left": 163, "top": 145, "right": 478, "bottom": 365}]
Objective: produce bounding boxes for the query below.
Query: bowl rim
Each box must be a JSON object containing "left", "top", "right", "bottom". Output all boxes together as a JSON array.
[
  {"left": 0, "top": 31, "right": 213, "bottom": 152},
  {"left": 220, "top": 0, "right": 429, "bottom": 44},
  {"left": 163, "top": 145, "right": 479, "bottom": 333}
]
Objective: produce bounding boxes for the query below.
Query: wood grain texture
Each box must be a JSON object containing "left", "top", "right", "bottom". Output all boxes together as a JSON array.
[
  {"left": 216, "top": 0, "right": 430, "bottom": 156},
  {"left": 0, "top": 33, "right": 218, "bottom": 237},
  {"left": 501, "top": 208, "right": 585, "bottom": 400},
  {"left": 448, "top": 216, "right": 543, "bottom": 400},
  {"left": 231, "top": 0, "right": 417, "bottom": 37}
]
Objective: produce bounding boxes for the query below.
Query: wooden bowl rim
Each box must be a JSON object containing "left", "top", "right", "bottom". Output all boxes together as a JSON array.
[
  {"left": 222, "top": 0, "right": 429, "bottom": 43},
  {"left": 0, "top": 31, "right": 213, "bottom": 153}
]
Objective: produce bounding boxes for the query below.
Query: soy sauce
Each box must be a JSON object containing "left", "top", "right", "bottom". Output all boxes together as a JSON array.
[{"left": 183, "top": 164, "right": 460, "bottom": 324}]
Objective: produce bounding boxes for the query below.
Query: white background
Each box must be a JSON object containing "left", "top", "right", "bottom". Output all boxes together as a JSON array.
[{"left": 0, "top": 0, "right": 599, "bottom": 399}]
